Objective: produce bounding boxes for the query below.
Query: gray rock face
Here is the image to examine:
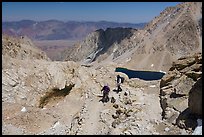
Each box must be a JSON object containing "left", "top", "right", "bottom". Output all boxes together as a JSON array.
[
  {"left": 160, "top": 52, "right": 202, "bottom": 128},
  {"left": 61, "top": 28, "right": 137, "bottom": 63},
  {"left": 188, "top": 77, "right": 202, "bottom": 116}
]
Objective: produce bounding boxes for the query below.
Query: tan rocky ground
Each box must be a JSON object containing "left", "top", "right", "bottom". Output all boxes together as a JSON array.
[
  {"left": 2, "top": 56, "right": 193, "bottom": 135},
  {"left": 2, "top": 2, "right": 202, "bottom": 135}
]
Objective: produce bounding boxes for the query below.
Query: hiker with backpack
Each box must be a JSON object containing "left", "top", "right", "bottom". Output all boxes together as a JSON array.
[
  {"left": 100, "top": 84, "right": 110, "bottom": 103},
  {"left": 116, "top": 75, "right": 124, "bottom": 93}
]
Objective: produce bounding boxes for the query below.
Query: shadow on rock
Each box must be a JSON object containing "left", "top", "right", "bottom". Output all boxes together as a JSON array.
[{"left": 176, "top": 108, "right": 200, "bottom": 130}]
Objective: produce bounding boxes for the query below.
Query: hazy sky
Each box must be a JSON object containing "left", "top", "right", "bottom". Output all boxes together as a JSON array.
[{"left": 2, "top": 2, "right": 180, "bottom": 23}]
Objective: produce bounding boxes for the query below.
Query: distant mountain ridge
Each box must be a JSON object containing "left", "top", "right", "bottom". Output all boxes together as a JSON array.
[{"left": 2, "top": 20, "right": 146, "bottom": 40}]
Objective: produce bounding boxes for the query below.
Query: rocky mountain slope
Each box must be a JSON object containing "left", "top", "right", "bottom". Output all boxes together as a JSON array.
[
  {"left": 117, "top": 2, "right": 202, "bottom": 72},
  {"left": 2, "top": 20, "right": 146, "bottom": 40},
  {"left": 2, "top": 35, "right": 50, "bottom": 61},
  {"left": 61, "top": 2, "right": 202, "bottom": 72},
  {"left": 60, "top": 27, "right": 139, "bottom": 63}
]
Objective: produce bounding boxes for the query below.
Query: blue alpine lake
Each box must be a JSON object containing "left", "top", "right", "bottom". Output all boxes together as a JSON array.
[{"left": 115, "top": 67, "right": 166, "bottom": 81}]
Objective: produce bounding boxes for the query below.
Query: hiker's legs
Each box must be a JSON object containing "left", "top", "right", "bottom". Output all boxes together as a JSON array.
[
  {"left": 102, "top": 92, "right": 106, "bottom": 102},
  {"left": 119, "top": 85, "right": 122, "bottom": 91},
  {"left": 116, "top": 84, "right": 119, "bottom": 93},
  {"left": 103, "top": 92, "right": 106, "bottom": 98},
  {"left": 105, "top": 94, "right": 109, "bottom": 102},
  {"left": 102, "top": 92, "right": 109, "bottom": 102},
  {"left": 117, "top": 85, "right": 122, "bottom": 92}
]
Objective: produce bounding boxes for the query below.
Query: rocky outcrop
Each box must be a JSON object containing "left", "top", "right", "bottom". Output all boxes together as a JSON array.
[
  {"left": 188, "top": 77, "right": 202, "bottom": 116},
  {"left": 61, "top": 27, "right": 138, "bottom": 63},
  {"left": 2, "top": 35, "right": 50, "bottom": 61},
  {"left": 160, "top": 52, "right": 202, "bottom": 129}
]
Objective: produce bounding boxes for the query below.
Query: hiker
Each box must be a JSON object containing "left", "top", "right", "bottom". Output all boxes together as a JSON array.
[
  {"left": 116, "top": 75, "right": 124, "bottom": 93},
  {"left": 100, "top": 84, "right": 110, "bottom": 103}
]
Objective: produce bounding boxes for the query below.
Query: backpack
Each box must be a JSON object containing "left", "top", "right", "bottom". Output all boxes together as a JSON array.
[
  {"left": 120, "top": 77, "right": 125, "bottom": 83},
  {"left": 117, "top": 75, "right": 124, "bottom": 84},
  {"left": 103, "top": 86, "right": 110, "bottom": 93}
]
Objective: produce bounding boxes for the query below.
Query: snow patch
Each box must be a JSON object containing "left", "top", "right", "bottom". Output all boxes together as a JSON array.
[{"left": 192, "top": 119, "right": 202, "bottom": 135}]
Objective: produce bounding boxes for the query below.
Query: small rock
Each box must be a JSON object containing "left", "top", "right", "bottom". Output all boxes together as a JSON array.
[
  {"left": 149, "top": 85, "right": 156, "bottom": 88},
  {"left": 112, "top": 119, "right": 121, "bottom": 128},
  {"left": 116, "top": 109, "right": 123, "bottom": 115},
  {"left": 42, "top": 107, "right": 47, "bottom": 110},
  {"left": 164, "top": 127, "right": 170, "bottom": 132},
  {"left": 21, "top": 107, "right": 27, "bottom": 112},
  {"left": 153, "top": 132, "right": 159, "bottom": 135},
  {"left": 136, "top": 123, "right": 141, "bottom": 128},
  {"left": 111, "top": 97, "right": 116, "bottom": 103},
  {"left": 112, "top": 114, "right": 119, "bottom": 119},
  {"left": 124, "top": 130, "right": 132, "bottom": 135},
  {"left": 181, "top": 129, "right": 188, "bottom": 135},
  {"left": 113, "top": 104, "right": 118, "bottom": 109},
  {"left": 124, "top": 98, "right": 132, "bottom": 105}
]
